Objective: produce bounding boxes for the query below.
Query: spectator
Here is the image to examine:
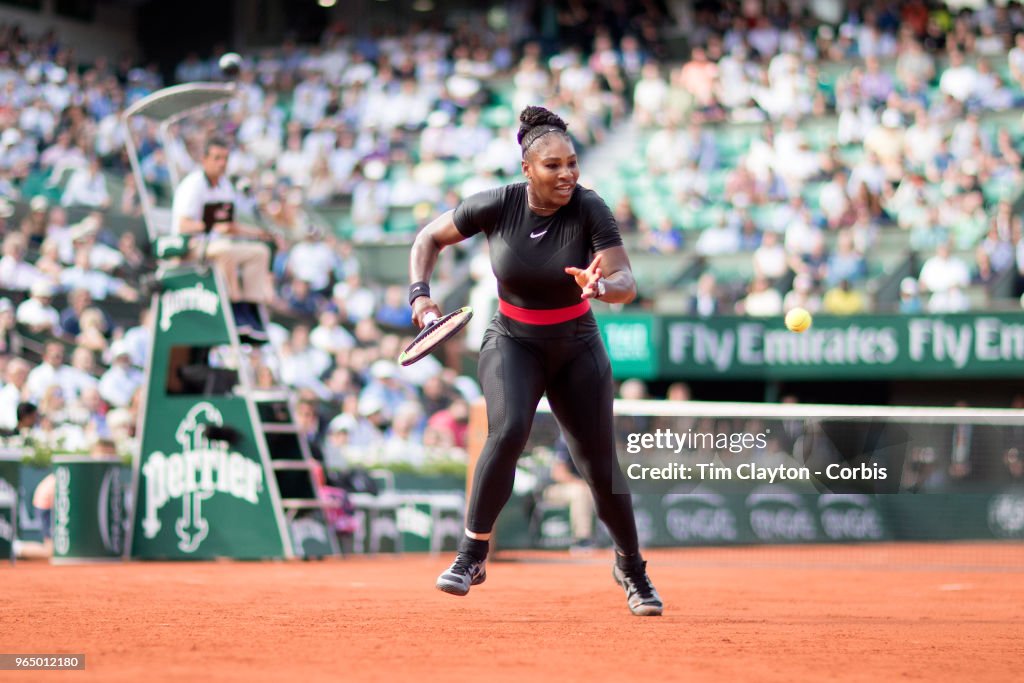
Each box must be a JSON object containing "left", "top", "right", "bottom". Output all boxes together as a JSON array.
[
  {"left": 98, "top": 341, "right": 143, "bottom": 408},
  {"left": 379, "top": 401, "right": 426, "bottom": 466},
  {"left": 739, "top": 275, "right": 783, "bottom": 317},
  {"left": 822, "top": 279, "right": 867, "bottom": 315},
  {"left": 310, "top": 309, "right": 355, "bottom": 355},
  {"left": 0, "top": 299, "right": 24, "bottom": 356},
  {"left": 0, "top": 359, "right": 31, "bottom": 432},
  {"left": 280, "top": 277, "right": 327, "bottom": 318},
  {"left": 279, "top": 324, "right": 331, "bottom": 393},
  {"left": 0, "top": 232, "right": 45, "bottom": 292},
  {"left": 359, "top": 360, "right": 416, "bottom": 424},
  {"left": 16, "top": 281, "right": 60, "bottom": 334},
  {"left": 540, "top": 435, "right": 596, "bottom": 550},
  {"left": 919, "top": 242, "right": 970, "bottom": 299},
  {"left": 59, "top": 244, "right": 138, "bottom": 302},
  {"left": 375, "top": 285, "right": 413, "bottom": 329},
  {"left": 783, "top": 273, "right": 822, "bottom": 314},
  {"left": 61, "top": 156, "right": 110, "bottom": 209},
  {"left": 25, "top": 341, "right": 73, "bottom": 403},
  {"left": 688, "top": 273, "right": 720, "bottom": 317}
]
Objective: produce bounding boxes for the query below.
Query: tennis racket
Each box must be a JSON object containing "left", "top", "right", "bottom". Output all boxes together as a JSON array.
[{"left": 398, "top": 306, "right": 474, "bottom": 366}]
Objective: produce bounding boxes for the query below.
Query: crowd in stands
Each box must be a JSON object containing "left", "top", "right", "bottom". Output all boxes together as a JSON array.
[
  {"left": 4, "top": 1, "right": 1024, "bottom": 466},
  {"left": 0, "top": 3, "right": 668, "bottom": 463},
  {"left": 618, "top": 0, "right": 1024, "bottom": 317}
]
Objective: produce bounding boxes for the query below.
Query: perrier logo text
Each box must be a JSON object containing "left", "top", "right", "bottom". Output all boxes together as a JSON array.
[
  {"left": 142, "top": 403, "right": 263, "bottom": 553},
  {"left": 159, "top": 283, "right": 219, "bottom": 331}
]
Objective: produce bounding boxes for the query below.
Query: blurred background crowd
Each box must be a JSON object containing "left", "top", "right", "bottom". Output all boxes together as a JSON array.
[{"left": 1, "top": 0, "right": 1024, "bottom": 464}]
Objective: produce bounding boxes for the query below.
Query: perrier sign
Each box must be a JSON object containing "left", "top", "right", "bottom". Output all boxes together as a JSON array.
[{"left": 129, "top": 268, "right": 289, "bottom": 559}]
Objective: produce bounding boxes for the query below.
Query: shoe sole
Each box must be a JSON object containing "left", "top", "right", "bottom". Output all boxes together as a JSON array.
[
  {"left": 435, "top": 572, "right": 486, "bottom": 597},
  {"left": 614, "top": 569, "right": 663, "bottom": 616},
  {"left": 629, "top": 603, "right": 663, "bottom": 617}
]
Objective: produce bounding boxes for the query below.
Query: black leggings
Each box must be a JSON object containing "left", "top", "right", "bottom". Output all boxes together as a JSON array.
[{"left": 466, "top": 312, "right": 640, "bottom": 556}]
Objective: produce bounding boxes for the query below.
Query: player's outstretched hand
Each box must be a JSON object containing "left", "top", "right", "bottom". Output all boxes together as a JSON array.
[
  {"left": 412, "top": 297, "right": 442, "bottom": 328},
  {"left": 565, "top": 253, "right": 603, "bottom": 299}
]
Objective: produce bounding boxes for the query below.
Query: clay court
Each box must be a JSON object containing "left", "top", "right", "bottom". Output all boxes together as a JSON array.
[{"left": 3, "top": 542, "right": 1023, "bottom": 683}]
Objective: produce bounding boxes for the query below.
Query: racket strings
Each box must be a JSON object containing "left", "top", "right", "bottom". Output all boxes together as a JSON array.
[{"left": 406, "top": 313, "right": 468, "bottom": 355}]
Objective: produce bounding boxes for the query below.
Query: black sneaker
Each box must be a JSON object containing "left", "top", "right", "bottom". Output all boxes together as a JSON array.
[
  {"left": 435, "top": 552, "right": 487, "bottom": 596},
  {"left": 613, "top": 560, "right": 663, "bottom": 616}
]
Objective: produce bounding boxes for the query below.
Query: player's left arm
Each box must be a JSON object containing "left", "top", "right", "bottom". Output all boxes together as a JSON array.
[
  {"left": 594, "top": 246, "right": 637, "bottom": 304},
  {"left": 565, "top": 247, "right": 637, "bottom": 304}
]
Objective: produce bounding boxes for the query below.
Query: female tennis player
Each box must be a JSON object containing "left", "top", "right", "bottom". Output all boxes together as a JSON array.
[{"left": 408, "top": 105, "right": 662, "bottom": 616}]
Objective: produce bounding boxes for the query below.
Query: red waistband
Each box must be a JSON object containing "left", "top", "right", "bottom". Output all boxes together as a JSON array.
[{"left": 498, "top": 298, "right": 591, "bottom": 325}]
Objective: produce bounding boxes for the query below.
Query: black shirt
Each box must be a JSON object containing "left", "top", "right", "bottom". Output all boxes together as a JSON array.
[{"left": 453, "top": 182, "right": 623, "bottom": 310}]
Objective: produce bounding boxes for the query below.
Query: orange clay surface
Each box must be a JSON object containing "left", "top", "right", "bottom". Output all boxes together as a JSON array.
[{"left": 2, "top": 543, "right": 1023, "bottom": 683}]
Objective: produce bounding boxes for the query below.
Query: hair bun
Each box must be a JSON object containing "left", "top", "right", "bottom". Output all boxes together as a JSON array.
[{"left": 517, "top": 106, "right": 568, "bottom": 145}]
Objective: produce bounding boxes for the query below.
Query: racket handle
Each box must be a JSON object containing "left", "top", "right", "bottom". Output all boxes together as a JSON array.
[{"left": 423, "top": 311, "right": 438, "bottom": 326}]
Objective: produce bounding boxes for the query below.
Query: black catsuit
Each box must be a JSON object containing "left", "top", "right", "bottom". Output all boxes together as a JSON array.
[{"left": 453, "top": 182, "right": 640, "bottom": 555}]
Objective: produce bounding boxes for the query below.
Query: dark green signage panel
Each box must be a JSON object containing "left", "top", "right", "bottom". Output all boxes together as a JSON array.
[
  {"left": 598, "top": 312, "right": 1024, "bottom": 380},
  {"left": 131, "top": 398, "right": 287, "bottom": 559},
  {"left": 662, "top": 313, "right": 1024, "bottom": 380},
  {"left": 52, "top": 457, "right": 129, "bottom": 563},
  {"left": 596, "top": 313, "right": 660, "bottom": 379}
]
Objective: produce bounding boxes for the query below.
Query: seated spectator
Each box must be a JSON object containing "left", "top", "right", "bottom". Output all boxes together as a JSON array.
[
  {"left": 16, "top": 281, "right": 60, "bottom": 334},
  {"left": 426, "top": 397, "right": 470, "bottom": 450},
  {"left": 919, "top": 243, "right": 970, "bottom": 299},
  {"left": 0, "top": 232, "right": 46, "bottom": 292},
  {"left": 0, "top": 359, "right": 31, "bottom": 432},
  {"left": 71, "top": 215, "right": 123, "bottom": 272},
  {"left": 825, "top": 230, "right": 867, "bottom": 287},
  {"left": 286, "top": 226, "right": 337, "bottom": 294},
  {"left": 64, "top": 347, "right": 99, "bottom": 401},
  {"left": 752, "top": 230, "right": 788, "bottom": 282},
  {"left": 98, "top": 341, "right": 143, "bottom": 408},
  {"left": 61, "top": 156, "right": 110, "bottom": 209},
  {"left": 121, "top": 308, "right": 152, "bottom": 370},
  {"left": 0, "top": 299, "right": 24, "bottom": 356},
  {"left": 310, "top": 309, "right": 356, "bottom": 355},
  {"left": 378, "top": 401, "right": 426, "bottom": 466},
  {"left": 358, "top": 360, "right": 417, "bottom": 424},
  {"left": 375, "top": 285, "right": 413, "bottom": 329},
  {"left": 34, "top": 238, "right": 65, "bottom": 280},
  {"left": 822, "top": 279, "right": 867, "bottom": 315},
  {"left": 643, "top": 219, "right": 684, "bottom": 253},
  {"left": 59, "top": 247, "right": 138, "bottom": 302},
  {"left": 738, "top": 275, "right": 783, "bottom": 317},
  {"left": 783, "top": 273, "right": 821, "bottom": 314},
  {"left": 695, "top": 218, "right": 739, "bottom": 256},
  {"left": 116, "top": 231, "right": 146, "bottom": 277},
  {"left": 332, "top": 272, "right": 376, "bottom": 323},
  {"left": 25, "top": 341, "right": 72, "bottom": 403},
  {"left": 280, "top": 277, "right": 327, "bottom": 317},
  {"left": 294, "top": 398, "right": 326, "bottom": 462},
  {"left": 540, "top": 435, "right": 596, "bottom": 550},
  {"left": 688, "top": 273, "right": 720, "bottom": 317},
  {"left": 279, "top": 324, "right": 332, "bottom": 393},
  {"left": 76, "top": 307, "right": 110, "bottom": 354}
]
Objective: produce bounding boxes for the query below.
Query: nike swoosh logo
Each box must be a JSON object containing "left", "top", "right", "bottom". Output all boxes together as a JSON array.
[{"left": 530, "top": 230, "right": 548, "bottom": 239}]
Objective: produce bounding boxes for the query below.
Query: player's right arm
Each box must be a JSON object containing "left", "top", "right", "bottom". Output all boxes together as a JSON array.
[{"left": 409, "top": 209, "right": 467, "bottom": 327}]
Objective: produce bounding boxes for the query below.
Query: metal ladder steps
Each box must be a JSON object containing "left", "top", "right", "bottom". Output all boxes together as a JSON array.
[
  {"left": 271, "top": 461, "right": 321, "bottom": 471},
  {"left": 262, "top": 424, "right": 301, "bottom": 434},
  {"left": 280, "top": 498, "right": 343, "bottom": 510}
]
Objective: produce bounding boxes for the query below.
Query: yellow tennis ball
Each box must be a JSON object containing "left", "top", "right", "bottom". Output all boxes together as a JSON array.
[{"left": 785, "top": 307, "right": 812, "bottom": 333}]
